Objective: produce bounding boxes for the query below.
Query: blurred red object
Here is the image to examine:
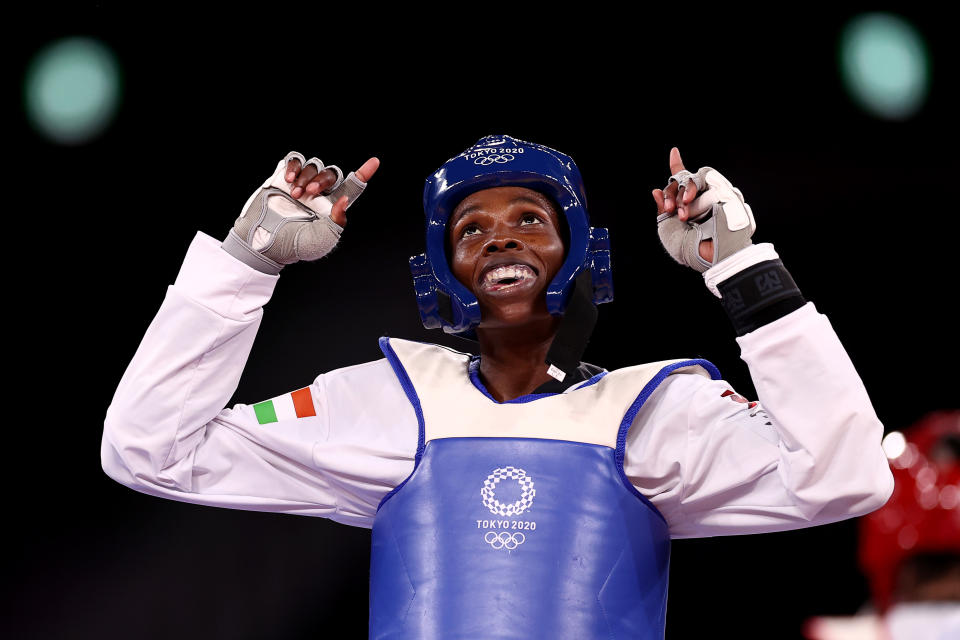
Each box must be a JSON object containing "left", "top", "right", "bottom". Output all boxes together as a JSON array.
[{"left": 859, "top": 411, "right": 960, "bottom": 612}]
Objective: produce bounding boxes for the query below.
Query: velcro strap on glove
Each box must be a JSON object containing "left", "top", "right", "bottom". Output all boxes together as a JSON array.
[
  {"left": 222, "top": 152, "right": 368, "bottom": 274},
  {"left": 657, "top": 166, "right": 756, "bottom": 273}
]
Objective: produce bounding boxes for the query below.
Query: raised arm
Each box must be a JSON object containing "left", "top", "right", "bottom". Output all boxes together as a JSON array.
[
  {"left": 100, "top": 152, "right": 414, "bottom": 528},
  {"left": 629, "top": 149, "right": 893, "bottom": 538}
]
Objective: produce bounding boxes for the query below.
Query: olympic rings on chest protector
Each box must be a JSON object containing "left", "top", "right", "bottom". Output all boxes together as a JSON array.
[{"left": 484, "top": 531, "right": 526, "bottom": 550}]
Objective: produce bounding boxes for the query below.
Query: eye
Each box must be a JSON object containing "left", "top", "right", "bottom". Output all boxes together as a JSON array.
[
  {"left": 520, "top": 213, "right": 543, "bottom": 226},
  {"left": 461, "top": 223, "right": 481, "bottom": 238}
]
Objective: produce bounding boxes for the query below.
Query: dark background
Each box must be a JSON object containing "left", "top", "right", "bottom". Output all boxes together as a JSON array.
[{"left": 7, "top": 6, "right": 958, "bottom": 639}]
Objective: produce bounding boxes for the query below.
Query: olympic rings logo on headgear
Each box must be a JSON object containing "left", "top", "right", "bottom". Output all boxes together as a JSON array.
[
  {"left": 474, "top": 154, "right": 515, "bottom": 166},
  {"left": 484, "top": 531, "right": 526, "bottom": 550},
  {"left": 481, "top": 466, "right": 536, "bottom": 516}
]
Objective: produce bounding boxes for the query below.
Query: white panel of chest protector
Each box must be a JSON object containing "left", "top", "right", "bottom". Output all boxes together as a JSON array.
[{"left": 386, "top": 339, "right": 711, "bottom": 449}]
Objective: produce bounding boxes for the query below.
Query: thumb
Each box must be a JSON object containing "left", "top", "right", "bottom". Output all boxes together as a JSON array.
[
  {"left": 652, "top": 189, "right": 667, "bottom": 215},
  {"left": 330, "top": 196, "right": 349, "bottom": 227}
]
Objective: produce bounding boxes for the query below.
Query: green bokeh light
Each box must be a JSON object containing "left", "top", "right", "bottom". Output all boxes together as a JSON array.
[
  {"left": 840, "top": 13, "right": 930, "bottom": 120},
  {"left": 24, "top": 37, "right": 122, "bottom": 145}
]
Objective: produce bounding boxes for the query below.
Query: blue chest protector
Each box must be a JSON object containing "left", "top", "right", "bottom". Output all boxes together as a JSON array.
[{"left": 369, "top": 338, "right": 720, "bottom": 640}]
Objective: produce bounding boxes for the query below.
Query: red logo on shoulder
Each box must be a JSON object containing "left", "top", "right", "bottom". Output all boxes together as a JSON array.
[{"left": 721, "top": 389, "right": 756, "bottom": 408}]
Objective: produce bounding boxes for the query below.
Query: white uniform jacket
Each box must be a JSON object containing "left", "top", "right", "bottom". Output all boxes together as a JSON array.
[{"left": 101, "top": 232, "right": 894, "bottom": 538}]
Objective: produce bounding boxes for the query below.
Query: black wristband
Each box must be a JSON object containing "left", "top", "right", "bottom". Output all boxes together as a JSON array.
[{"left": 717, "top": 259, "right": 805, "bottom": 336}]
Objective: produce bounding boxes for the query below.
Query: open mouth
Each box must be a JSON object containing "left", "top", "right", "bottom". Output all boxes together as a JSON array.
[{"left": 479, "top": 264, "right": 538, "bottom": 292}]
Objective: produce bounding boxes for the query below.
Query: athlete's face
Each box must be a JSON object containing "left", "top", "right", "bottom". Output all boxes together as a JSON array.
[{"left": 448, "top": 187, "right": 565, "bottom": 328}]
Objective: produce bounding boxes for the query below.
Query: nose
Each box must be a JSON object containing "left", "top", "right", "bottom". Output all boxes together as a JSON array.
[{"left": 483, "top": 232, "right": 525, "bottom": 255}]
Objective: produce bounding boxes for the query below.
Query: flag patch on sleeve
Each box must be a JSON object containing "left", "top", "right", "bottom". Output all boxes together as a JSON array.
[{"left": 252, "top": 387, "right": 316, "bottom": 425}]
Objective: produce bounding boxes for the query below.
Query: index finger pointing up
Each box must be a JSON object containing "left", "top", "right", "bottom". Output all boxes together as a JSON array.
[
  {"left": 669, "top": 147, "right": 686, "bottom": 176},
  {"left": 355, "top": 157, "right": 381, "bottom": 183}
]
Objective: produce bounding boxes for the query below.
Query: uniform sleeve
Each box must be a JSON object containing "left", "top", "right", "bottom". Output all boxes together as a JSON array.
[
  {"left": 101, "top": 232, "right": 417, "bottom": 528},
  {"left": 625, "top": 302, "right": 894, "bottom": 539}
]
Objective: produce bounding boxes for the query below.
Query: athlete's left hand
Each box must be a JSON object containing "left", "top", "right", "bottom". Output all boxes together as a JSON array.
[
  {"left": 652, "top": 147, "right": 711, "bottom": 262},
  {"left": 652, "top": 147, "right": 756, "bottom": 273}
]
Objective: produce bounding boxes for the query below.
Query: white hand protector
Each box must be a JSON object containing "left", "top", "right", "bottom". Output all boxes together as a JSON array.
[
  {"left": 657, "top": 167, "right": 756, "bottom": 273},
  {"left": 222, "top": 151, "right": 368, "bottom": 274}
]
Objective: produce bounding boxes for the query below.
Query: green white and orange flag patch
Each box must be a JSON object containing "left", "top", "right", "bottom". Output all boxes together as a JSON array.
[{"left": 253, "top": 387, "right": 317, "bottom": 425}]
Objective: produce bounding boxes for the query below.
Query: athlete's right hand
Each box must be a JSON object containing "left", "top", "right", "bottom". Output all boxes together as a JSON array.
[{"left": 222, "top": 152, "right": 380, "bottom": 275}]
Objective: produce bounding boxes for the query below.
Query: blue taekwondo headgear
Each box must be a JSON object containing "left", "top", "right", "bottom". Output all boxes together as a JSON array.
[{"left": 410, "top": 134, "right": 613, "bottom": 337}]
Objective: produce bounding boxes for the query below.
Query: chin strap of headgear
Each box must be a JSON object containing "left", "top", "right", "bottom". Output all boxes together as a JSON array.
[{"left": 544, "top": 270, "right": 598, "bottom": 381}]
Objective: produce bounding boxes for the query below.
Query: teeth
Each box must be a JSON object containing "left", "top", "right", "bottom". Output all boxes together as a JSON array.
[{"left": 483, "top": 264, "right": 535, "bottom": 286}]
